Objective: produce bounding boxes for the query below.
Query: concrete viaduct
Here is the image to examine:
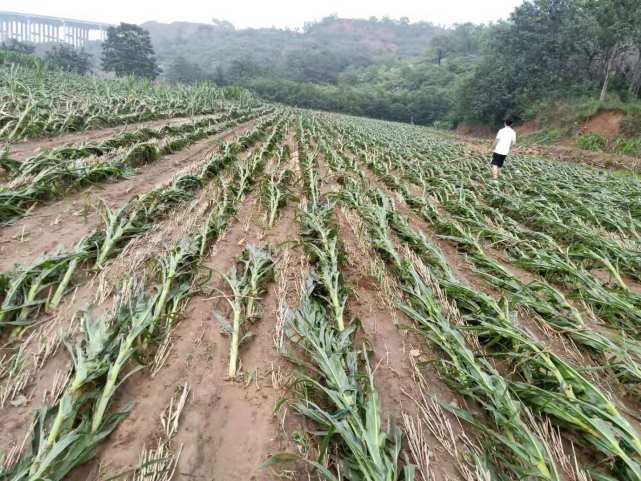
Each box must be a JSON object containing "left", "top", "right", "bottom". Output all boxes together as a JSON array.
[{"left": 0, "top": 11, "right": 111, "bottom": 47}]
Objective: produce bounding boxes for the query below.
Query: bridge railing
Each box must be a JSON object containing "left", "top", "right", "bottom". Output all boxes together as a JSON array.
[{"left": 0, "top": 11, "right": 111, "bottom": 46}]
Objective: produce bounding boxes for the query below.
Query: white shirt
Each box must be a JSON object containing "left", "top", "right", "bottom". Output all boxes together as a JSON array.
[{"left": 494, "top": 126, "right": 516, "bottom": 156}]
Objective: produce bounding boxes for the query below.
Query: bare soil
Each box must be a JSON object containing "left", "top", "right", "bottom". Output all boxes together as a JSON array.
[
  {"left": 455, "top": 122, "right": 493, "bottom": 137},
  {"left": 518, "top": 118, "right": 539, "bottom": 135},
  {"left": 4, "top": 116, "right": 638, "bottom": 481},
  {"left": 456, "top": 131, "right": 641, "bottom": 172},
  {"left": 0, "top": 127, "right": 265, "bottom": 463},
  {"left": 0, "top": 118, "right": 260, "bottom": 272},
  {"left": 61, "top": 134, "right": 308, "bottom": 481},
  {"left": 5, "top": 114, "right": 214, "bottom": 161},
  {"left": 581, "top": 110, "right": 624, "bottom": 141}
]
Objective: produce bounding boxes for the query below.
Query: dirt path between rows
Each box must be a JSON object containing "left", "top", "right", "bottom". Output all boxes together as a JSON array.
[
  {"left": 448, "top": 130, "right": 641, "bottom": 173},
  {"left": 335, "top": 206, "right": 466, "bottom": 481},
  {"left": 74, "top": 133, "right": 307, "bottom": 481},
  {"left": 310, "top": 137, "right": 469, "bottom": 480},
  {"left": 5, "top": 114, "right": 215, "bottom": 161},
  {"left": 0, "top": 133, "right": 276, "bottom": 469},
  {"left": 0, "top": 118, "right": 260, "bottom": 272}
]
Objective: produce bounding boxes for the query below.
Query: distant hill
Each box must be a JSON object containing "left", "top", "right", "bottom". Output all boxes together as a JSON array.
[
  {"left": 141, "top": 16, "right": 444, "bottom": 81},
  {"left": 138, "top": 2, "right": 641, "bottom": 135}
]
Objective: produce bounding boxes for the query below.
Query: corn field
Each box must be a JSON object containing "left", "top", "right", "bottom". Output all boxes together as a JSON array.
[
  {"left": 0, "top": 64, "right": 256, "bottom": 142},
  {"left": 1, "top": 63, "right": 641, "bottom": 481}
]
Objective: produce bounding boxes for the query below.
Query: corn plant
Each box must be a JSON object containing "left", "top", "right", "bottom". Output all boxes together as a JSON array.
[
  {"left": 94, "top": 201, "right": 151, "bottom": 269},
  {"left": 0, "top": 149, "right": 20, "bottom": 174},
  {"left": 218, "top": 245, "right": 274, "bottom": 378},
  {"left": 400, "top": 266, "right": 560, "bottom": 481},
  {"left": 298, "top": 202, "right": 348, "bottom": 331},
  {"left": 297, "top": 119, "right": 321, "bottom": 205},
  {"left": 275, "top": 280, "right": 414, "bottom": 481},
  {"left": 266, "top": 154, "right": 412, "bottom": 479},
  {"left": 327, "top": 131, "right": 641, "bottom": 480},
  {"left": 0, "top": 155, "right": 252, "bottom": 478},
  {"left": 370, "top": 187, "right": 641, "bottom": 481},
  {"left": 0, "top": 118, "right": 241, "bottom": 225},
  {"left": 0, "top": 252, "right": 81, "bottom": 328},
  {"left": 7, "top": 113, "right": 242, "bottom": 179},
  {"left": 261, "top": 168, "right": 294, "bottom": 228},
  {"left": 0, "top": 64, "right": 261, "bottom": 141},
  {"left": 339, "top": 181, "right": 561, "bottom": 481},
  {"left": 3, "top": 286, "right": 155, "bottom": 481},
  {"left": 0, "top": 115, "right": 281, "bottom": 332},
  {"left": 439, "top": 216, "right": 641, "bottom": 401},
  {"left": 353, "top": 135, "right": 641, "bottom": 406}
]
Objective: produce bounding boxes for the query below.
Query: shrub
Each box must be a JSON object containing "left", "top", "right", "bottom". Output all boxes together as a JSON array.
[
  {"left": 45, "top": 44, "right": 92, "bottom": 75},
  {"left": 613, "top": 137, "right": 641, "bottom": 157},
  {"left": 523, "top": 128, "right": 562, "bottom": 145},
  {"left": 432, "top": 120, "right": 454, "bottom": 130},
  {"left": 576, "top": 133, "right": 607, "bottom": 151},
  {"left": 620, "top": 110, "right": 641, "bottom": 138},
  {"left": 0, "top": 49, "right": 44, "bottom": 69}
]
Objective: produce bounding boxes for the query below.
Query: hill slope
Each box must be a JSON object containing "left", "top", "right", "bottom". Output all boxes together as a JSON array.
[{"left": 142, "top": 16, "right": 444, "bottom": 82}]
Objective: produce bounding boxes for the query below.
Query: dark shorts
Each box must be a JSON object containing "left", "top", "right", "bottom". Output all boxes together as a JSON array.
[{"left": 491, "top": 152, "right": 507, "bottom": 168}]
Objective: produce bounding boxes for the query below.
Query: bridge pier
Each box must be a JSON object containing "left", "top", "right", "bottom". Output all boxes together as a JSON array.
[{"left": 0, "top": 11, "right": 110, "bottom": 47}]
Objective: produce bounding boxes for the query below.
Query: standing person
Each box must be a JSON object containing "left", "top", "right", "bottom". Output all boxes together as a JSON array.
[{"left": 490, "top": 119, "right": 516, "bottom": 180}]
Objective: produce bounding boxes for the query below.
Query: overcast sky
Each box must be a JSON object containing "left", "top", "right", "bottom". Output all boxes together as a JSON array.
[{"left": 4, "top": 0, "right": 523, "bottom": 29}]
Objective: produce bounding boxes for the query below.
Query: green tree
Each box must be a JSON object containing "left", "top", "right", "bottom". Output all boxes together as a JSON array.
[
  {"left": 629, "top": 44, "right": 641, "bottom": 98},
  {"left": 451, "top": 23, "right": 484, "bottom": 56},
  {"left": 1, "top": 39, "right": 35, "bottom": 54},
  {"left": 214, "top": 65, "right": 227, "bottom": 86},
  {"left": 45, "top": 44, "right": 92, "bottom": 75},
  {"left": 586, "top": 0, "right": 641, "bottom": 100},
  {"left": 430, "top": 34, "right": 455, "bottom": 65},
  {"left": 455, "top": 55, "right": 519, "bottom": 124},
  {"left": 285, "top": 47, "right": 346, "bottom": 83},
  {"left": 101, "top": 23, "right": 160, "bottom": 79},
  {"left": 456, "top": 0, "right": 597, "bottom": 123},
  {"left": 226, "top": 56, "right": 264, "bottom": 83},
  {"left": 165, "top": 56, "right": 204, "bottom": 84}
]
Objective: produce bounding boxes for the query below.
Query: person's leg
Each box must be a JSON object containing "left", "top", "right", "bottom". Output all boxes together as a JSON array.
[
  {"left": 490, "top": 153, "right": 500, "bottom": 180},
  {"left": 490, "top": 153, "right": 505, "bottom": 180}
]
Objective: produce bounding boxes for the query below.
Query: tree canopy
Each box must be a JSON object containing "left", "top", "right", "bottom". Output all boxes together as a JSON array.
[
  {"left": 457, "top": 0, "right": 641, "bottom": 123},
  {"left": 45, "top": 44, "right": 92, "bottom": 75},
  {"left": 5, "top": 3, "right": 641, "bottom": 128},
  {"left": 232, "top": 2, "right": 641, "bottom": 126},
  {"left": 101, "top": 23, "right": 161, "bottom": 79},
  {"left": 164, "top": 55, "right": 205, "bottom": 84},
  {"left": 144, "top": 5, "right": 641, "bottom": 125}
]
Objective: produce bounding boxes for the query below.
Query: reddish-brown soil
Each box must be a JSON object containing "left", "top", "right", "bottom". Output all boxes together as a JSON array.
[
  {"left": 455, "top": 121, "right": 539, "bottom": 139},
  {"left": 454, "top": 130, "right": 641, "bottom": 172},
  {"left": 60, "top": 134, "right": 309, "bottom": 480},
  {"left": 518, "top": 118, "right": 539, "bottom": 135},
  {"left": 458, "top": 110, "right": 623, "bottom": 144},
  {"left": 5, "top": 114, "right": 215, "bottom": 161},
  {"left": 4, "top": 115, "right": 638, "bottom": 481},
  {"left": 1, "top": 129, "right": 476, "bottom": 481},
  {"left": 455, "top": 122, "right": 493, "bottom": 137},
  {"left": 0, "top": 118, "right": 260, "bottom": 272},
  {"left": 450, "top": 111, "right": 640, "bottom": 172},
  {"left": 335, "top": 207, "right": 467, "bottom": 481},
  {"left": 581, "top": 110, "right": 624, "bottom": 141},
  {"left": 81, "top": 194, "right": 303, "bottom": 481},
  {"left": 0, "top": 278, "right": 108, "bottom": 456},
  {"left": 352, "top": 146, "right": 641, "bottom": 426},
  {"left": 0, "top": 127, "right": 266, "bottom": 461}
]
